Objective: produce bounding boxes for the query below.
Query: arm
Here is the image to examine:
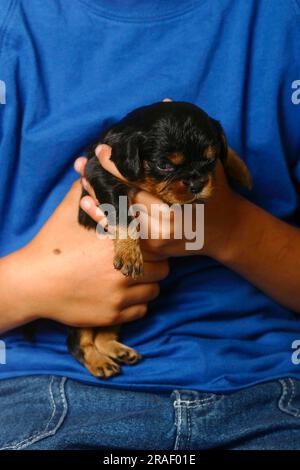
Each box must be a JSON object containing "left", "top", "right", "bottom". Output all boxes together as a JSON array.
[
  {"left": 78, "top": 145, "right": 300, "bottom": 314},
  {"left": 0, "top": 181, "right": 169, "bottom": 335},
  {"left": 0, "top": 249, "right": 37, "bottom": 333},
  {"left": 208, "top": 192, "right": 300, "bottom": 313}
]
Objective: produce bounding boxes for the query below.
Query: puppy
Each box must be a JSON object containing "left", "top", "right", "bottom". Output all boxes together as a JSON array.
[{"left": 67, "top": 101, "right": 252, "bottom": 378}]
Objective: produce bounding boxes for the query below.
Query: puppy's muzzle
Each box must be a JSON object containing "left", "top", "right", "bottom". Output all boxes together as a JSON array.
[{"left": 183, "top": 179, "right": 208, "bottom": 194}]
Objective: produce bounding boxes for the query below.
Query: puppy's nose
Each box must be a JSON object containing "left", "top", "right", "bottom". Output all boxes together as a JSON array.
[
  {"left": 190, "top": 182, "right": 205, "bottom": 194},
  {"left": 183, "top": 180, "right": 207, "bottom": 194}
]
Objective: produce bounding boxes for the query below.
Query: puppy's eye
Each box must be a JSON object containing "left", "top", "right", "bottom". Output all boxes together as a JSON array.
[{"left": 157, "top": 162, "right": 174, "bottom": 172}]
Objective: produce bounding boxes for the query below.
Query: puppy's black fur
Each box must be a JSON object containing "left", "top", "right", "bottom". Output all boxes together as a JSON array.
[{"left": 79, "top": 101, "right": 227, "bottom": 229}]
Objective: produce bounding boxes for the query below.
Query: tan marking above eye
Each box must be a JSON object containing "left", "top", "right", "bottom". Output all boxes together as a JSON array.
[
  {"left": 205, "top": 146, "right": 216, "bottom": 159},
  {"left": 168, "top": 152, "right": 184, "bottom": 165}
]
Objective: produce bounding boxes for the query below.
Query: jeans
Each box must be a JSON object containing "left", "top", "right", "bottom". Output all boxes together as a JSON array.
[{"left": 0, "top": 376, "right": 300, "bottom": 450}]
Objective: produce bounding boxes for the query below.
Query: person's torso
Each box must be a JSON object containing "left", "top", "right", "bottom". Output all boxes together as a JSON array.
[{"left": 1, "top": 0, "right": 300, "bottom": 391}]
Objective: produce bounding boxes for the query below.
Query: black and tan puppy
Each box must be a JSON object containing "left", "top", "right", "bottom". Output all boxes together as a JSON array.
[{"left": 67, "top": 101, "right": 252, "bottom": 378}]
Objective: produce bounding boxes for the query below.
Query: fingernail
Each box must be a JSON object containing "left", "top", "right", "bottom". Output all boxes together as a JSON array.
[
  {"left": 95, "top": 207, "right": 104, "bottom": 218},
  {"left": 74, "top": 159, "right": 81, "bottom": 172},
  {"left": 95, "top": 144, "right": 103, "bottom": 156},
  {"left": 80, "top": 198, "right": 92, "bottom": 210}
]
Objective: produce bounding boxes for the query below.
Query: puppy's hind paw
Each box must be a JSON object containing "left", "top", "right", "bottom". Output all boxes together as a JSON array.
[{"left": 85, "top": 350, "right": 121, "bottom": 379}]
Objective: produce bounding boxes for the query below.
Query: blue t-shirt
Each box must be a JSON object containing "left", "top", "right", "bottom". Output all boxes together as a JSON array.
[{"left": 1, "top": 0, "right": 300, "bottom": 393}]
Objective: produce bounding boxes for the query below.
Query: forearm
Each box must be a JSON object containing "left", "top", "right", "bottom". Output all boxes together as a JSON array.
[
  {"left": 0, "top": 249, "right": 37, "bottom": 334},
  {"left": 214, "top": 196, "right": 300, "bottom": 313}
]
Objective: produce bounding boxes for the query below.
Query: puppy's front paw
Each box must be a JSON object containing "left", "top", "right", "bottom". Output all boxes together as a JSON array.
[{"left": 114, "top": 239, "right": 143, "bottom": 279}]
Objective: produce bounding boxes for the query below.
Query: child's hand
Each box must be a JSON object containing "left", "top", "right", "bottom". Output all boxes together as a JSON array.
[
  {"left": 0, "top": 180, "right": 169, "bottom": 333},
  {"left": 75, "top": 144, "right": 241, "bottom": 261}
]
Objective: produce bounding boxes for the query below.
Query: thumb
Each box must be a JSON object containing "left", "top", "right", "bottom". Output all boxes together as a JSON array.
[{"left": 95, "top": 144, "right": 127, "bottom": 182}]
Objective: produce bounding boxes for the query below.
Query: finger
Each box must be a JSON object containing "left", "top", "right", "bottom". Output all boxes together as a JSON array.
[
  {"left": 133, "top": 260, "right": 170, "bottom": 283},
  {"left": 74, "top": 157, "right": 88, "bottom": 176},
  {"left": 163, "top": 98, "right": 172, "bottom": 102},
  {"left": 132, "top": 189, "right": 165, "bottom": 210},
  {"left": 95, "top": 145, "right": 166, "bottom": 213},
  {"left": 142, "top": 250, "right": 168, "bottom": 262},
  {"left": 118, "top": 304, "right": 148, "bottom": 324},
  {"left": 131, "top": 191, "right": 177, "bottom": 239},
  {"left": 81, "top": 177, "right": 98, "bottom": 202},
  {"left": 95, "top": 144, "right": 127, "bottom": 182},
  {"left": 80, "top": 196, "right": 107, "bottom": 225},
  {"left": 122, "top": 283, "right": 160, "bottom": 308}
]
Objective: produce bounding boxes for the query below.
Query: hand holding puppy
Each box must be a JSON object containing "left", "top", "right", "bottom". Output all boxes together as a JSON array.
[{"left": 75, "top": 143, "right": 243, "bottom": 262}]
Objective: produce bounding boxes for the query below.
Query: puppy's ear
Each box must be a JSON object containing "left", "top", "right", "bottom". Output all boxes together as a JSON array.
[
  {"left": 210, "top": 118, "right": 252, "bottom": 190},
  {"left": 210, "top": 118, "right": 228, "bottom": 162},
  {"left": 107, "top": 131, "right": 144, "bottom": 181}
]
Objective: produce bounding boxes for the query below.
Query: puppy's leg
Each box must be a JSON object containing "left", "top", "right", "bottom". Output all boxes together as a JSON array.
[
  {"left": 94, "top": 327, "right": 141, "bottom": 366},
  {"left": 224, "top": 149, "right": 253, "bottom": 190},
  {"left": 67, "top": 327, "right": 120, "bottom": 379},
  {"left": 81, "top": 157, "right": 144, "bottom": 279},
  {"left": 67, "top": 327, "right": 141, "bottom": 378},
  {"left": 113, "top": 224, "right": 143, "bottom": 280},
  {"left": 73, "top": 158, "right": 143, "bottom": 378}
]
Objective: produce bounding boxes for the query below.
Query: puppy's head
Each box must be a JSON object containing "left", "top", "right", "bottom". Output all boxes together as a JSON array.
[{"left": 102, "top": 101, "right": 227, "bottom": 204}]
